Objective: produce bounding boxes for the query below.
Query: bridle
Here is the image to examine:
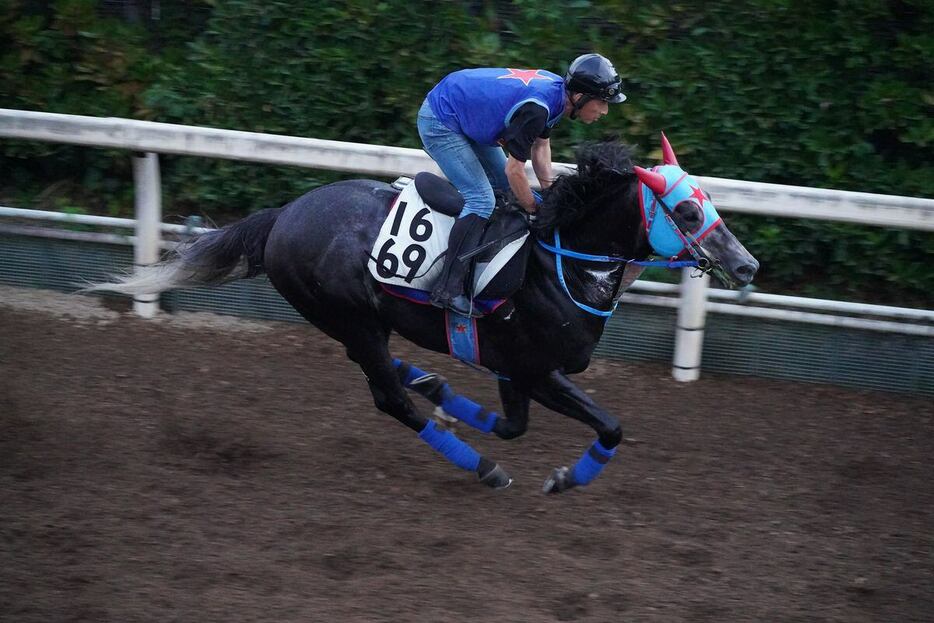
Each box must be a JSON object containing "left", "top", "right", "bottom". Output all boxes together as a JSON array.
[
  {"left": 536, "top": 172, "right": 724, "bottom": 318},
  {"left": 536, "top": 229, "right": 700, "bottom": 318},
  {"left": 537, "top": 134, "right": 735, "bottom": 317}
]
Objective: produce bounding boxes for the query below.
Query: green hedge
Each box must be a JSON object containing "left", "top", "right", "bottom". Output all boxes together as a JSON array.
[{"left": 1, "top": 0, "right": 931, "bottom": 305}]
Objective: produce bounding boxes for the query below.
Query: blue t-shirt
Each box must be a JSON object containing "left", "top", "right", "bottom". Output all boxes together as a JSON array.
[{"left": 427, "top": 68, "right": 566, "bottom": 146}]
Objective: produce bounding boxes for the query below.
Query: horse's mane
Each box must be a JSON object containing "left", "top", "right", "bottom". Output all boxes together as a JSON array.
[{"left": 534, "top": 141, "right": 637, "bottom": 234}]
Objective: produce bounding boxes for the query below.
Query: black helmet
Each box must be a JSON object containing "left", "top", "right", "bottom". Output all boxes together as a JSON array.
[{"left": 565, "top": 53, "right": 626, "bottom": 103}]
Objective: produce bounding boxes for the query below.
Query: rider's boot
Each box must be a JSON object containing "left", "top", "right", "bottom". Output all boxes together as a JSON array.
[{"left": 430, "top": 213, "right": 487, "bottom": 316}]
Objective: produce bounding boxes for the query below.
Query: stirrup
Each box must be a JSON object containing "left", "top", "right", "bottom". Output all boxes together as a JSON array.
[{"left": 446, "top": 294, "right": 484, "bottom": 318}]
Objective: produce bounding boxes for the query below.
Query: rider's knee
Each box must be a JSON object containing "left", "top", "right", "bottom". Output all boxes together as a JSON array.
[{"left": 460, "top": 187, "right": 496, "bottom": 219}]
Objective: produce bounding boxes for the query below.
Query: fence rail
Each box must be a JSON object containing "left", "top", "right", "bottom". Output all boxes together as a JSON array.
[
  {"left": 3, "top": 204, "right": 930, "bottom": 338},
  {"left": 2, "top": 108, "right": 932, "bottom": 384},
  {"left": 3, "top": 108, "right": 933, "bottom": 229}
]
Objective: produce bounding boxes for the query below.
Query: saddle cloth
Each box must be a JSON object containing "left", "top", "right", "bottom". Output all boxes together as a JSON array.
[{"left": 367, "top": 174, "right": 531, "bottom": 302}]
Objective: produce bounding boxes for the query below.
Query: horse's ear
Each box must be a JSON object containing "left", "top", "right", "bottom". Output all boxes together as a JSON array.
[
  {"left": 661, "top": 132, "right": 679, "bottom": 166},
  {"left": 634, "top": 166, "right": 667, "bottom": 195}
]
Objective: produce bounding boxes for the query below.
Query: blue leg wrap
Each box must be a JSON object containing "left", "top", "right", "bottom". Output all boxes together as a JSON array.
[
  {"left": 418, "top": 420, "right": 481, "bottom": 471},
  {"left": 392, "top": 359, "right": 498, "bottom": 434},
  {"left": 438, "top": 384, "right": 498, "bottom": 433},
  {"left": 570, "top": 440, "right": 616, "bottom": 486},
  {"left": 392, "top": 358, "right": 427, "bottom": 385}
]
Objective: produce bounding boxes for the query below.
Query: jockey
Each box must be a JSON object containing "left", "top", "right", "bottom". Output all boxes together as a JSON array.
[{"left": 418, "top": 53, "right": 626, "bottom": 316}]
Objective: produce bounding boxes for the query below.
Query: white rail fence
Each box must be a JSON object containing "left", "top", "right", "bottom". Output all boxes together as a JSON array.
[{"left": 2, "top": 109, "right": 933, "bottom": 382}]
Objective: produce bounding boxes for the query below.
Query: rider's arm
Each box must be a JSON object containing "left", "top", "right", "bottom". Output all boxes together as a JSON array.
[
  {"left": 505, "top": 156, "right": 537, "bottom": 213},
  {"left": 531, "top": 137, "right": 554, "bottom": 189},
  {"left": 501, "top": 103, "right": 551, "bottom": 214}
]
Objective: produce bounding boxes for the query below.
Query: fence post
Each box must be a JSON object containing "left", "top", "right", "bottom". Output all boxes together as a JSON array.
[
  {"left": 672, "top": 268, "right": 710, "bottom": 382},
  {"left": 132, "top": 152, "right": 161, "bottom": 318}
]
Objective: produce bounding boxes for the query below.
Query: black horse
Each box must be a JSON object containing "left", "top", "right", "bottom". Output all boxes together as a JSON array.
[{"left": 91, "top": 136, "right": 758, "bottom": 493}]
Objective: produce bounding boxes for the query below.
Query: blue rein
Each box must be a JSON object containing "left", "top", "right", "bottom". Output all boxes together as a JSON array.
[{"left": 538, "top": 230, "right": 699, "bottom": 317}]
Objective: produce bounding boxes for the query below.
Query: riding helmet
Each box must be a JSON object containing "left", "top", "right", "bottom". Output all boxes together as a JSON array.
[{"left": 565, "top": 53, "right": 626, "bottom": 103}]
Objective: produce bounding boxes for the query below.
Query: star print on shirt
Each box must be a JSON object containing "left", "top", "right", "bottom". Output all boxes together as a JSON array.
[{"left": 497, "top": 68, "right": 550, "bottom": 86}]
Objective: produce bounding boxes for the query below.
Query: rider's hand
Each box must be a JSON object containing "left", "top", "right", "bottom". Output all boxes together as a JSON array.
[{"left": 524, "top": 189, "right": 543, "bottom": 215}]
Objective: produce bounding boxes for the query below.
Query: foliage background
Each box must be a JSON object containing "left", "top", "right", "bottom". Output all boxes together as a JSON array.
[{"left": 1, "top": 0, "right": 932, "bottom": 305}]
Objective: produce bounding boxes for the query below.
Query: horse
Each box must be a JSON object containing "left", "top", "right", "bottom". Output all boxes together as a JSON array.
[{"left": 89, "top": 134, "right": 758, "bottom": 493}]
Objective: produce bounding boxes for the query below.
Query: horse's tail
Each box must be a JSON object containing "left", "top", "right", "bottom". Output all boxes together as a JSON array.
[{"left": 83, "top": 207, "right": 284, "bottom": 296}]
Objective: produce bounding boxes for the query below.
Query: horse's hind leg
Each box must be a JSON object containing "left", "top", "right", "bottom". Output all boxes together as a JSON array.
[
  {"left": 265, "top": 271, "right": 509, "bottom": 487},
  {"left": 345, "top": 338, "right": 511, "bottom": 488},
  {"left": 525, "top": 371, "right": 623, "bottom": 494}
]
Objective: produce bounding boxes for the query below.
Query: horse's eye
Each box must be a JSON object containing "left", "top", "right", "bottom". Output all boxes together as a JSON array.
[
  {"left": 703, "top": 190, "right": 713, "bottom": 202},
  {"left": 675, "top": 201, "right": 704, "bottom": 233}
]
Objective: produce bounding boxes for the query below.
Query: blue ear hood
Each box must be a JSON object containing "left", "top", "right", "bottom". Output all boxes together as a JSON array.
[{"left": 639, "top": 165, "right": 723, "bottom": 258}]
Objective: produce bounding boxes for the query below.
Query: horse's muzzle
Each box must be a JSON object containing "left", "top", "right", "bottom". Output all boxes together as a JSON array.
[{"left": 733, "top": 258, "right": 759, "bottom": 286}]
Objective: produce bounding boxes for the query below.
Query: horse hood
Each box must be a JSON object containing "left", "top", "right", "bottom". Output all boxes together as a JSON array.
[{"left": 639, "top": 165, "right": 723, "bottom": 258}]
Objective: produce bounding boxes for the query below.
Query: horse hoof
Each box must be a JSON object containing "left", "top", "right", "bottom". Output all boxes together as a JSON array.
[
  {"left": 478, "top": 463, "right": 512, "bottom": 490},
  {"left": 542, "top": 466, "right": 574, "bottom": 494}
]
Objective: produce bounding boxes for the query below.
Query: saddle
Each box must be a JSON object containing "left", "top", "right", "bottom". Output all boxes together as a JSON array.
[{"left": 368, "top": 173, "right": 532, "bottom": 310}]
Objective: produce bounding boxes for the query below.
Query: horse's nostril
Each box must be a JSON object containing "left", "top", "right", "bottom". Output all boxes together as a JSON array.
[{"left": 736, "top": 262, "right": 758, "bottom": 282}]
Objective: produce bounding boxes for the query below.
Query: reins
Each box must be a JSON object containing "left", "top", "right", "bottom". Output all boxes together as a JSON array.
[{"left": 537, "top": 229, "right": 700, "bottom": 317}]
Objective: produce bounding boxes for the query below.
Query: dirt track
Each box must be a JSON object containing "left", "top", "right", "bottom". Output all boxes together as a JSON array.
[{"left": 1, "top": 286, "right": 932, "bottom": 622}]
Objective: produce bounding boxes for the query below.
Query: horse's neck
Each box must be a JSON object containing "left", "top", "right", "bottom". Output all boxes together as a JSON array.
[
  {"left": 561, "top": 191, "right": 643, "bottom": 259},
  {"left": 528, "top": 188, "right": 647, "bottom": 317}
]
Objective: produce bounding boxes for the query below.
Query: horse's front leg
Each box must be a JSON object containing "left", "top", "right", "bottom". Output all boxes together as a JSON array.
[
  {"left": 393, "top": 360, "right": 531, "bottom": 442},
  {"left": 493, "top": 379, "right": 530, "bottom": 440},
  {"left": 392, "top": 359, "right": 500, "bottom": 433},
  {"left": 526, "top": 370, "right": 623, "bottom": 494}
]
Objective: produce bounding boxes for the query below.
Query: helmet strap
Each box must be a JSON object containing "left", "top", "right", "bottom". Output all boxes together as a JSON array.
[{"left": 569, "top": 93, "right": 593, "bottom": 120}]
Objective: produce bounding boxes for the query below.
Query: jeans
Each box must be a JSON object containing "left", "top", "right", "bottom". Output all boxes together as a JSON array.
[{"left": 417, "top": 100, "right": 508, "bottom": 219}]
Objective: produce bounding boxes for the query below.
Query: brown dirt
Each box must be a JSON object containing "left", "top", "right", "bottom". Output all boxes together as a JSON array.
[{"left": 1, "top": 288, "right": 932, "bottom": 622}]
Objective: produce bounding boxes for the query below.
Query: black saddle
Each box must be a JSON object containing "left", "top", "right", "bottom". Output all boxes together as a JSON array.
[{"left": 414, "top": 172, "right": 464, "bottom": 216}]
